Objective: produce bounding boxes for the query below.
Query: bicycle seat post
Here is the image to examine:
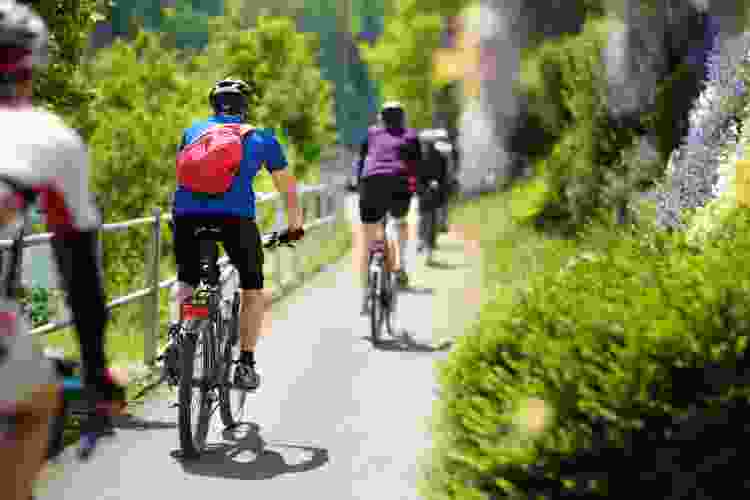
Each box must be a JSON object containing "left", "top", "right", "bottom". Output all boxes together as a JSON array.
[{"left": 195, "top": 227, "right": 221, "bottom": 288}]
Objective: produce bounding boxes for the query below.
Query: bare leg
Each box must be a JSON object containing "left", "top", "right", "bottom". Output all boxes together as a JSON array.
[
  {"left": 239, "top": 289, "right": 265, "bottom": 352},
  {"left": 362, "top": 221, "right": 385, "bottom": 286},
  {"left": 3, "top": 384, "right": 60, "bottom": 500}
]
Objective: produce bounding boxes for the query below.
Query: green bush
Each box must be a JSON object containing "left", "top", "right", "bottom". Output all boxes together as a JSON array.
[
  {"left": 423, "top": 210, "right": 750, "bottom": 498},
  {"left": 17, "top": 285, "right": 50, "bottom": 328},
  {"left": 510, "top": 17, "right": 658, "bottom": 233},
  {"left": 511, "top": 12, "right": 711, "bottom": 234}
]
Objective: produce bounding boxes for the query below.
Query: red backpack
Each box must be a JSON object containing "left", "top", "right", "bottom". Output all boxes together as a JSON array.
[{"left": 176, "top": 123, "right": 254, "bottom": 195}]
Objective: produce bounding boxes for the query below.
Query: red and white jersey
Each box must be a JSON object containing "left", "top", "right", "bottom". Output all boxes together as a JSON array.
[
  {"left": 0, "top": 107, "right": 96, "bottom": 420},
  {"left": 0, "top": 107, "right": 100, "bottom": 235}
]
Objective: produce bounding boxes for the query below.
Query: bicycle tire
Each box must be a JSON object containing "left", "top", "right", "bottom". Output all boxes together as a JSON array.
[
  {"left": 384, "top": 269, "right": 396, "bottom": 337},
  {"left": 177, "top": 320, "right": 212, "bottom": 458},
  {"left": 219, "top": 292, "right": 246, "bottom": 428},
  {"left": 369, "top": 263, "right": 385, "bottom": 345}
]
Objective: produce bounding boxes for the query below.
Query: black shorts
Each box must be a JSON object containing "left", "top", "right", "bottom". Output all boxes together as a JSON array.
[
  {"left": 358, "top": 174, "right": 412, "bottom": 224},
  {"left": 173, "top": 215, "right": 263, "bottom": 290}
]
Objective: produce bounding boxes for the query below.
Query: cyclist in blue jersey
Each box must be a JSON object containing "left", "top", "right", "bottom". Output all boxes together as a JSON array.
[
  {"left": 355, "top": 102, "right": 423, "bottom": 313},
  {"left": 166, "top": 78, "right": 304, "bottom": 391}
]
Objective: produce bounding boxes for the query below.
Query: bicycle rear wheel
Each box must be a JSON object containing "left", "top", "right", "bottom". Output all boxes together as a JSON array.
[
  {"left": 178, "top": 320, "right": 214, "bottom": 458},
  {"left": 369, "top": 263, "right": 385, "bottom": 345},
  {"left": 219, "top": 292, "right": 246, "bottom": 428},
  {"left": 384, "top": 269, "right": 397, "bottom": 337}
]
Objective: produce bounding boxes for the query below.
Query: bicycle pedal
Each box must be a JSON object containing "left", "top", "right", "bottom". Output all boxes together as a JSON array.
[{"left": 169, "top": 402, "right": 181, "bottom": 409}]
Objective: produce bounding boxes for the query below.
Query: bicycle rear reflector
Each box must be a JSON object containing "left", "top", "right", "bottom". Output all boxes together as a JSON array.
[{"left": 181, "top": 303, "right": 209, "bottom": 320}]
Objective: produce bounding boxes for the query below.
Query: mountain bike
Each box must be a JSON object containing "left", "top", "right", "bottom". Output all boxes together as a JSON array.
[
  {"left": 367, "top": 215, "right": 398, "bottom": 345},
  {"left": 173, "top": 225, "right": 295, "bottom": 459},
  {"left": 0, "top": 175, "right": 124, "bottom": 463}
]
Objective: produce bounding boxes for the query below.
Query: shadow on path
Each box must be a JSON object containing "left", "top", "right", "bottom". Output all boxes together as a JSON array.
[
  {"left": 361, "top": 330, "right": 453, "bottom": 353},
  {"left": 172, "top": 422, "right": 329, "bottom": 481},
  {"left": 110, "top": 413, "right": 178, "bottom": 431},
  {"left": 400, "top": 286, "right": 435, "bottom": 296},
  {"left": 425, "top": 261, "right": 466, "bottom": 271}
]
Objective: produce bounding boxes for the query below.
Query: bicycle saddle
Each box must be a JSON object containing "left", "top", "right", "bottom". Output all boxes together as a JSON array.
[{"left": 193, "top": 226, "right": 222, "bottom": 239}]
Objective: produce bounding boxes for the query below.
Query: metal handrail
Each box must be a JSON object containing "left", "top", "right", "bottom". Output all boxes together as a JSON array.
[{"left": 9, "top": 184, "right": 343, "bottom": 365}]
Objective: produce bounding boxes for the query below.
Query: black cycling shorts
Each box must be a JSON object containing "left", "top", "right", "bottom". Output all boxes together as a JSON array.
[
  {"left": 173, "top": 215, "right": 264, "bottom": 290},
  {"left": 358, "top": 174, "right": 412, "bottom": 224}
]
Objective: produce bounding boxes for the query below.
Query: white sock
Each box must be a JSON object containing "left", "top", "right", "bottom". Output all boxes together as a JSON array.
[{"left": 399, "top": 238, "right": 408, "bottom": 271}]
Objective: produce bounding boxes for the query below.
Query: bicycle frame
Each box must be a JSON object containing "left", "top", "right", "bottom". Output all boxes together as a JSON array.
[
  {"left": 367, "top": 214, "right": 398, "bottom": 343},
  {"left": 178, "top": 231, "right": 224, "bottom": 380}
]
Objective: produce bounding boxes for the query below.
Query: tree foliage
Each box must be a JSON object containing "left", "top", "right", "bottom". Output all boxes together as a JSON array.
[
  {"left": 360, "top": 0, "right": 443, "bottom": 129},
  {"left": 24, "top": 0, "right": 106, "bottom": 136},
  {"left": 207, "top": 11, "right": 336, "bottom": 179}
]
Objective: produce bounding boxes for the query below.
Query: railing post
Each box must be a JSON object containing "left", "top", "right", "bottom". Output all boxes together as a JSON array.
[
  {"left": 145, "top": 207, "right": 162, "bottom": 366},
  {"left": 292, "top": 189, "right": 302, "bottom": 283},
  {"left": 274, "top": 196, "right": 284, "bottom": 294}
]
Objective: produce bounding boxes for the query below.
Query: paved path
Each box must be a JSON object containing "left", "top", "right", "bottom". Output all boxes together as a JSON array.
[{"left": 35, "top": 197, "right": 482, "bottom": 500}]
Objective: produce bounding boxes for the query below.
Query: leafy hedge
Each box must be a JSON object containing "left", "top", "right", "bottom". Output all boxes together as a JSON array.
[
  {"left": 510, "top": 17, "right": 659, "bottom": 234},
  {"left": 422, "top": 210, "right": 750, "bottom": 498}
]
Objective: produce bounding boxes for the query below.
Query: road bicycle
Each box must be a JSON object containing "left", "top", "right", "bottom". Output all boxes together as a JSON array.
[
  {"left": 0, "top": 174, "right": 124, "bottom": 463},
  {"left": 367, "top": 215, "right": 399, "bottom": 345},
  {"left": 170, "top": 224, "right": 295, "bottom": 459}
]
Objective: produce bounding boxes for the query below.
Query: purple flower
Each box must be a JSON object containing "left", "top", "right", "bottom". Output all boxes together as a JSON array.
[{"left": 735, "top": 79, "right": 746, "bottom": 97}]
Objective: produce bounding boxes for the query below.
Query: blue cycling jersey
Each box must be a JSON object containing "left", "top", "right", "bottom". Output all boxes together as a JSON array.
[{"left": 172, "top": 114, "right": 288, "bottom": 219}]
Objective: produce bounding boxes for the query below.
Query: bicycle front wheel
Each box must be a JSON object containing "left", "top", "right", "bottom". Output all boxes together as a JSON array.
[
  {"left": 219, "top": 293, "right": 246, "bottom": 428},
  {"left": 178, "top": 320, "right": 214, "bottom": 459}
]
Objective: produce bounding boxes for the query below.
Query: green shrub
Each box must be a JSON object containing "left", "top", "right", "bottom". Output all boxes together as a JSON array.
[
  {"left": 510, "top": 17, "right": 661, "bottom": 234},
  {"left": 423, "top": 210, "right": 750, "bottom": 498},
  {"left": 17, "top": 285, "right": 50, "bottom": 328}
]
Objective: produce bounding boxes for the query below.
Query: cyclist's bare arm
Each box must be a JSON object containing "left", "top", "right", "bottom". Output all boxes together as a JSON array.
[
  {"left": 357, "top": 139, "right": 368, "bottom": 183},
  {"left": 270, "top": 168, "right": 303, "bottom": 230}
]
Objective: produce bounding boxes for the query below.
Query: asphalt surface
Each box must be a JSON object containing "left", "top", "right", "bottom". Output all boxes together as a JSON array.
[{"left": 35, "top": 195, "right": 479, "bottom": 500}]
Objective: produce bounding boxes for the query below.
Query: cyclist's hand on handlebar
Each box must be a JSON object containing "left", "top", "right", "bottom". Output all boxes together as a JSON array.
[
  {"left": 265, "top": 227, "right": 305, "bottom": 248},
  {"left": 281, "top": 226, "right": 305, "bottom": 244}
]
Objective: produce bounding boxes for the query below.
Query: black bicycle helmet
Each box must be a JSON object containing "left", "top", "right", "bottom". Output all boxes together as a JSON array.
[
  {"left": 380, "top": 100, "right": 405, "bottom": 128},
  {"left": 0, "top": 0, "right": 49, "bottom": 72},
  {"left": 209, "top": 78, "right": 253, "bottom": 116}
]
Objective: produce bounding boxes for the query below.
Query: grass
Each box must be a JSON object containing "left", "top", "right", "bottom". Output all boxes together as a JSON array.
[
  {"left": 447, "top": 190, "right": 579, "bottom": 322},
  {"left": 446, "top": 187, "right": 661, "bottom": 322}
]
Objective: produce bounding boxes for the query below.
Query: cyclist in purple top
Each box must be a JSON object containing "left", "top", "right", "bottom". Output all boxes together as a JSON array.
[{"left": 355, "top": 102, "right": 422, "bottom": 314}]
